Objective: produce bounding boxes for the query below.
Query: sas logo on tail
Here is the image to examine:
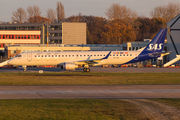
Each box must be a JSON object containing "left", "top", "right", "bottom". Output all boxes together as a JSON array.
[{"left": 147, "top": 43, "right": 163, "bottom": 51}]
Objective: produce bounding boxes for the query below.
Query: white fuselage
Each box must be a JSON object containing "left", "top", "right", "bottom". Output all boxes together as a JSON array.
[{"left": 8, "top": 51, "right": 141, "bottom": 66}]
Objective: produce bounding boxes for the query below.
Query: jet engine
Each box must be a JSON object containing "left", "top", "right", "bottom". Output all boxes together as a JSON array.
[{"left": 61, "top": 63, "right": 78, "bottom": 70}]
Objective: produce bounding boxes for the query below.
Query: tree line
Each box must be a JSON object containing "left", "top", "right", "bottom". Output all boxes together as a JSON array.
[{"left": 11, "top": 2, "right": 180, "bottom": 44}]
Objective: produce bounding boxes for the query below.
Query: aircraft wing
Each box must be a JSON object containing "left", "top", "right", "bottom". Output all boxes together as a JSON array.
[{"left": 74, "top": 51, "right": 111, "bottom": 65}]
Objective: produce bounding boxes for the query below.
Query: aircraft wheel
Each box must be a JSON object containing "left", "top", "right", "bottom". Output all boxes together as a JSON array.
[
  {"left": 83, "top": 68, "right": 86, "bottom": 72},
  {"left": 86, "top": 68, "right": 90, "bottom": 72},
  {"left": 83, "top": 68, "right": 90, "bottom": 72}
]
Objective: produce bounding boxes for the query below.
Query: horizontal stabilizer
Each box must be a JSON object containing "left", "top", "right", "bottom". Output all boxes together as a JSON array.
[{"left": 149, "top": 51, "right": 171, "bottom": 56}]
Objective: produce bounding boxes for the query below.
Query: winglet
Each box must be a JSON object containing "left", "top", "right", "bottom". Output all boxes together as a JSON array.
[{"left": 102, "top": 51, "right": 111, "bottom": 59}]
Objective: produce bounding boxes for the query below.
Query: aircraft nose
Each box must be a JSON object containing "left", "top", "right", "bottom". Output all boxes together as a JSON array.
[{"left": 8, "top": 59, "right": 14, "bottom": 65}]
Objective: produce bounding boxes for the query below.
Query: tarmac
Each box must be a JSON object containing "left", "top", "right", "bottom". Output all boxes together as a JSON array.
[
  {"left": 0, "top": 85, "right": 180, "bottom": 99},
  {"left": 0, "top": 66, "right": 180, "bottom": 73}
]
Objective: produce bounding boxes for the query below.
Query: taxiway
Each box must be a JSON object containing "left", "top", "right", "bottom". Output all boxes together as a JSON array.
[{"left": 0, "top": 85, "right": 180, "bottom": 99}]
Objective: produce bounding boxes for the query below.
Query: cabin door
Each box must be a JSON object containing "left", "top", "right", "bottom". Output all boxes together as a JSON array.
[{"left": 27, "top": 53, "right": 32, "bottom": 61}]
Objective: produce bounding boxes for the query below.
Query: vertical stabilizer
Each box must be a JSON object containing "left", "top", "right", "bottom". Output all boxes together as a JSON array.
[{"left": 140, "top": 28, "right": 167, "bottom": 55}]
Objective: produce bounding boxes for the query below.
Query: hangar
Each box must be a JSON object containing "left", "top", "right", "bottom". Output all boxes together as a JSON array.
[{"left": 165, "top": 14, "right": 180, "bottom": 66}]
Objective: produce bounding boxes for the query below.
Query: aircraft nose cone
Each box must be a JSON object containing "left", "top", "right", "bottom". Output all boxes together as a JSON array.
[{"left": 8, "top": 59, "right": 14, "bottom": 65}]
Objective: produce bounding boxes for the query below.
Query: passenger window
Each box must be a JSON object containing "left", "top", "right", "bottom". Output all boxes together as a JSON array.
[
  {"left": 62, "top": 55, "right": 64, "bottom": 57},
  {"left": 123, "top": 54, "right": 125, "bottom": 56},
  {"left": 55, "top": 55, "right": 57, "bottom": 57},
  {"left": 116, "top": 54, "right": 118, "bottom": 56},
  {"left": 18, "top": 55, "right": 21, "bottom": 57},
  {"left": 35, "top": 55, "right": 36, "bottom": 57},
  {"left": 69, "top": 55, "right": 71, "bottom": 57},
  {"left": 100, "top": 55, "right": 102, "bottom": 56},
  {"left": 38, "top": 55, "right": 40, "bottom": 57},
  {"left": 84, "top": 55, "right": 86, "bottom": 57},
  {"left": 72, "top": 55, "right": 74, "bottom": 57},
  {"left": 94, "top": 55, "right": 96, "bottom": 56},
  {"left": 45, "top": 55, "right": 47, "bottom": 57},
  {"left": 52, "top": 55, "right": 53, "bottom": 57},
  {"left": 113, "top": 55, "right": 115, "bottom": 56},
  {"left": 104, "top": 55, "right": 105, "bottom": 56},
  {"left": 42, "top": 55, "right": 43, "bottom": 57},
  {"left": 48, "top": 55, "right": 50, "bottom": 57},
  {"left": 59, "top": 55, "right": 60, "bottom": 57}
]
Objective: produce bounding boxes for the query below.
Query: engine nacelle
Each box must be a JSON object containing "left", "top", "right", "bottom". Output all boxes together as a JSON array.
[{"left": 62, "top": 63, "right": 78, "bottom": 70}]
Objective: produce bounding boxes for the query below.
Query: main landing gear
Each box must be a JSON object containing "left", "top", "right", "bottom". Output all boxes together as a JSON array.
[{"left": 83, "top": 67, "right": 90, "bottom": 72}]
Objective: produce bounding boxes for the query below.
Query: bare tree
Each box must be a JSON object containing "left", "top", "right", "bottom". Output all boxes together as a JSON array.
[
  {"left": 27, "top": 5, "right": 42, "bottom": 23},
  {"left": 150, "top": 2, "right": 180, "bottom": 22},
  {"left": 105, "top": 3, "right": 137, "bottom": 24},
  {"left": 12, "top": 7, "right": 27, "bottom": 23},
  {"left": 46, "top": 9, "right": 56, "bottom": 23},
  {"left": 33, "top": 5, "right": 41, "bottom": 16},
  {"left": 27, "top": 6, "right": 34, "bottom": 18},
  {"left": 57, "top": 2, "right": 65, "bottom": 22}
]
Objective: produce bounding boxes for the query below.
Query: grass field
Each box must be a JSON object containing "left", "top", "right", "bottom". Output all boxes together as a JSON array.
[
  {"left": 1, "top": 73, "right": 180, "bottom": 119},
  {"left": 0, "top": 99, "right": 180, "bottom": 120},
  {"left": 0, "top": 72, "right": 180, "bottom": 85}
]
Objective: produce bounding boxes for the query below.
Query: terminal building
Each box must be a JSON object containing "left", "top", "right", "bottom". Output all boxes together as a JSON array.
[{"left": 0, "top": 22, "right": 86, "bottom": 47}]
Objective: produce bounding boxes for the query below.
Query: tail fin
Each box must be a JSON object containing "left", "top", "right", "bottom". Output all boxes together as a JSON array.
[{"left": 140, "top": 28, "right": 167, "bottom": 55}]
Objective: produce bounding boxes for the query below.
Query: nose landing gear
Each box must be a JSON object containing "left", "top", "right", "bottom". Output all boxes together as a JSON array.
[{"left": 23, "top": 65, "right": 27, "bottom": 72}]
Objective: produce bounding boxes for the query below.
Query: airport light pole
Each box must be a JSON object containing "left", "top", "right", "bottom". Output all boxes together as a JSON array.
[{"left": 47, "top": 22, "right": 49, "bottom": 52}]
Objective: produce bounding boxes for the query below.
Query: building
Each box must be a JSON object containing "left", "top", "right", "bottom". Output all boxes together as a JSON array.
[
  {"left": 167, "top": 14, "right": 180, "bottom": 65},
  {"left": 4, "top": 44, "right": 126, "bottom": 58},
  {"left": 0, "top": 30, "right": 41, "bottom": 46},
  {"left": 0, "top": 22, "right": 86, "bottom": 46}
]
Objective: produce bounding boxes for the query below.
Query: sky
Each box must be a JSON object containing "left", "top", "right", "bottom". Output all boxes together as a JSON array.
[{"left": 0, "top": 0, "right": 179, "bottom": 22}]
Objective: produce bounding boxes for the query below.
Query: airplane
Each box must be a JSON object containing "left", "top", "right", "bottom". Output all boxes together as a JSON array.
[{"left": 1, "top": 28, "right": 167, "bottom": 72}]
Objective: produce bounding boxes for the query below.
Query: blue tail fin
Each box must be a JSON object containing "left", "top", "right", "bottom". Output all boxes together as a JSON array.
[
  {"left": 125, "top": 28, "right": 167, "bottom": 64},
  {"left": 140, "top": 28, "right": 167, "bottom": 55}
]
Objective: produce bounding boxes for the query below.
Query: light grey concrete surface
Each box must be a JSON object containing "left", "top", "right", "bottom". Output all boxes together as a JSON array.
[
  {"left": 0, "top": 85, "right": 180, "bottom": 99},
  {"left": 0, "top": 67, "right": 180, "bottom": 73}
]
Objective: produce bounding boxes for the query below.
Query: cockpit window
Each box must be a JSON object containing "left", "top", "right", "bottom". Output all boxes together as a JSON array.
[{"left": 17, "top": 55, "right": 22, "bottom": 57}]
